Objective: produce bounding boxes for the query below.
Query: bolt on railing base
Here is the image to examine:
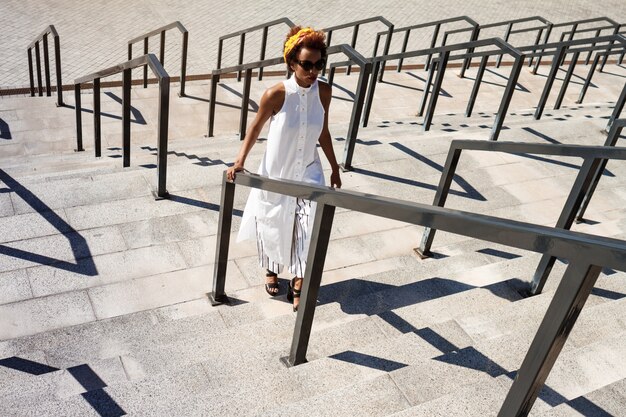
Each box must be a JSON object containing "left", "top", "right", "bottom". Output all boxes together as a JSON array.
[
  {"left": 280, "top": 355, "right": 307, "bottom": 368},
  {"left": 152, "top": 190, "right": 170, "bottom": 200},
  {"left": 208, "top": 292, "right": 230, "bottom": 306},
  {"left": 413, "top": 247, "right": 432, "bottom": 259}
]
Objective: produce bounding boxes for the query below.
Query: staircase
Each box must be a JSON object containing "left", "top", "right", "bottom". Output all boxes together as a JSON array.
[{"left": 1, "top": 62, "right": 626, "bottom": 416}]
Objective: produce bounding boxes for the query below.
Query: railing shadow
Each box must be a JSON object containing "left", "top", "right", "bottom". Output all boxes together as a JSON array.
[
  {"left": 0, "top": 357, "right": 125, "bottom": 416},
  {"left": 104, "top": 92, "right": 146, "bottom": 124},
  {"left": 330, "top": 308, "right": 614, "bottom": 414},
  {"left": 406, "top": 72, "right": 452, "bottom": 98},
  {"left": 0, "top": 169, "right": 97, "bottom": 275},
  {"left": 388, "top": 142, "right": 486, "bottom": 200},
  {"left": 0, "top": 118, "right": 12, "bottom": 140},
  {"left": 218, "top": 83, "right": 259, "bottom": 112}
]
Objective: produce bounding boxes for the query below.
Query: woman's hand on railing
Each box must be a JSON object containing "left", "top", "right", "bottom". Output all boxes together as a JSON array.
[
  {"left": 330, "top": 169, "right": 342, "bottom": 189},
  {"left": 226, "top": 163, "right": 245, "bottom": 182}
]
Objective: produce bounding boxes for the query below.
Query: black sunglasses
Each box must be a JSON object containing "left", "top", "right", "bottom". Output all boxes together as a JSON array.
[{"left": 296, "top": 59, "right": 326, "bottom": 71}]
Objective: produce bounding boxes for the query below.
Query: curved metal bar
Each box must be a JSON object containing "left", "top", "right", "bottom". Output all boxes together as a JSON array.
[
  {"left": 26, "top": 25, "right": 63, "bottom": 106},
  {"left": 127, "top": 21, "right": 188, "bottom": 96},
  {"left": 74, "top": 54, "right": 170, "bottom": 198}
]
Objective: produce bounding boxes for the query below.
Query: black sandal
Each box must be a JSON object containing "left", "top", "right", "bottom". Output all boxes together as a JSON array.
[
  {"left": 265, "top": 270, "right": 280, "bottom": 297},
  {"left": 287, "top": 278, "right": 302, "bottom": 312}
]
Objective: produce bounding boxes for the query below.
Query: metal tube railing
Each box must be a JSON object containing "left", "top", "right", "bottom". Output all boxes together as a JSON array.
[
  {"left": 128, "top": 21, "right": 188, "bottom": 97},
  {"left": 207, "top": 44, "right": 372, "bottom": 172},
  {"left": 211, "top": 170, "right": 626, "bottom": 417},
  {"left": 74, "top": 54, "right": 171, "bottom": 198},
  {"left": 216, "top": 17, "right": 295, "bottom": 81},
  {"left": 576, "top": 42, "right": 625, "bottom": 104},
  {"left": 414, "top": 139, "right": 626, "bottom": 295},
  {"left": 373, "top": 16, "right": 478, "bottom": 81},
  {"left": 516, "top": 34, "right": 626, "bottom": 119},
  {"left": 27, "top": 25, "right": 63, "bottom": 106},
  {"left": 363, "top": 37, "right": 524, "bottom": 142},
  {"left": 321, "top": 16, "right": 394, "bottom": 78},
  {"left": 531, "top": 17, "right": 619, "bottom": 73}
]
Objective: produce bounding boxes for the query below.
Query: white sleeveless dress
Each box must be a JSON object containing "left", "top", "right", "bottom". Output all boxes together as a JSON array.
[{"left": 237, "top": 75, "right": 326, "bottom": 270}]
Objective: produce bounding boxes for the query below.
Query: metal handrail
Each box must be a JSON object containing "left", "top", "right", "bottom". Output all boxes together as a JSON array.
[
  {"left": 321, "top": 16, "right": 394, "bottom": 77},
  {"left": 210, "top": 169, "right": 626, "bottom": 417},
  {"left": 416, "top": 138, "right": 626, "bottom": 295},
  {"left": 373, "top": 16, "right": 479, "bottom": 80},
  {"left": 207, "top": 43, "right": 372, "bottom": 172},
  {"left": 27, "top": 25, "right": 63, "bottom": 106},
  {"left": 360, "top": 37, "right": 524, "bottom": 149},
  {"left": 128, "top": 21, "right": 188, "bottom": 97},
  {"left": 576, "top": 47, "right": 626, "bottom": 104},
  {"left": 516, "top": 34, "right": 626, "bottom": 118},
  {"left": 216, "top": 17, "right": 295, "bottom": 81},
  {"left": 531, "top": 17, "right": 620, "bottom": 72},
  {"left": 74, "top": 54, "right": 171, "bottom": 198}
]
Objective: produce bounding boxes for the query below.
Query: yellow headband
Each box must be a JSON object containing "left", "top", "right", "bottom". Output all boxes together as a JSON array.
[{"left": 284, "top": 27, "right": 315, "bottom": 63}]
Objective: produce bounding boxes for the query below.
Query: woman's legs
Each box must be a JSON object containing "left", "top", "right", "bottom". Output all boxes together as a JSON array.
[{"left": 288, "top": 199, "right": 311, "bottom": 311}]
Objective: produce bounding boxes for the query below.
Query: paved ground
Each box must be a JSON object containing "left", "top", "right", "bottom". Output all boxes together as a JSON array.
[{"left": 1, "top": 0, "right": 625, "bottom": 90}]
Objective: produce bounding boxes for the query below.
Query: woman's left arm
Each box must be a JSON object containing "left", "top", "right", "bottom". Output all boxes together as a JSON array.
[{"left": 318, "top": 82, "right": 342, "bottom": 189}]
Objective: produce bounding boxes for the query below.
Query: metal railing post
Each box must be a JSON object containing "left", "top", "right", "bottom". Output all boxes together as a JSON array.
[
  {"left": 466, "top": 55, "right": 489, "bottom": 117},
  {"left": 93, "top": 78, "right": 101, "bottom": 158},
  {"left": 42, "top": 34, "right": 51, "bottom": 97},
  {"left": 207, "top": 74, "right": 219, "bottom": 137},
  {"left": 237, "top": 33, "right": 246, "bottom": 82},
  {"left": 423, "top": 51, "right": 450, "bottom": 132},
  {"left": 534, "top": 46, "right": 566, "bottom": 120},
  {"left": 122, "top": 69, "right": 132, "bottom": 167},
  {"left": 490, "top": 54, "right": 524, "bottom": 141},
  {"left": 180, "top": 31, "right": 188, "bottom": 97},
  {"left": 159, "top": 31, "right": 166, "bottom": 65},
  {"left": 328, "top": 67, "right": 336, "bottom": 86},
  {"left": 425, "top": 24, "right": 440, "bottom": 72},
  {"left": 53, "top": 32, "right": 63, "bottom": 106},
  {"left": 576, "top": 120, "right": 625, "bottom": 222},
  {"left": 346, "top": 25, "right": 359, "bottom": 76},
  {"left": 604, "top": 82, "right": 626, "bottom": 133},
  {"left": 498, "top": 261, "right": 602, "bottom": 417},
  {"left": 530, "top": 158, "right": 600, "bottom": 295},
  {"left": 416, "top": 147, "right": 463, "bottom": 258},
  {"left": 74, "top": 84, "right": 84, "bottom": 152},
  {"left": 362, "top": 61, "right": 380, "bottom": 127},
  {"left": 27, "top": 49, "right": 35, "bottom": 97},
  {"left": 209, "top": 172, "right": 236, "bottom": 306},
  {"left": 576, "top": 53, "right": 600, "bottom": 104},
  {"left": 258, "top": 26, "right": 268, "bottom": 80},
  {"left": 322, "top": 31, "right": 332, "bottom": 77},
  {"left": 379, "top": 27, "right": 393, "bottom": 82},
  {"left": 282, "top": 202, "right": 336, "bottom": 367},
  {"left": 554, "top": 51, "right": 580, "bottom": 110},
  {"left": 341, "top": 62, "right": 372, "bottom": 171},
  {"left": 217, "top": 39, "right": 223, "bottom": 71},
  {"left": 496, "top": 23, "right": 513, "bottom": 68},
  {"left": 599, "top": 27, "right": 620, "bottom": 72},
  {"left": 239, "top": 68, "right": 253, "bottom": 140},
  {"left": 35, "top": 41, "right": 43, "bottom": 96},
  {"left": 143, "top": 38, "right": 149, "bottom": 88},
  {"left": 460, "top": 25, "right": 479, "bottom": 78},
  {"left": 532, "top": 24, "right": 553, "bottom": 74},
  {"left": 417, "top": 60, "right": 437, "bottom": 117},
  {"left": 585, "top": 29, "right": 602, "bottom": 64},
  {"left": 398, "top": 30, "right": 410, "bottom": 72},
  {"left": 528, "top": 28, "right": 544, "bottom": 67},
  {"left": 156, "top": 73, "right": 170, "bottom": 198}
]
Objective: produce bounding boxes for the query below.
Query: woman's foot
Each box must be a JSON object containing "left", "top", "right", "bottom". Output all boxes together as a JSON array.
[
  {"left": 265, "top": 270, "right": 280, "bottom": 297},
  {"left": 287, "top": 277, "right": 303, "bottom": 311}
]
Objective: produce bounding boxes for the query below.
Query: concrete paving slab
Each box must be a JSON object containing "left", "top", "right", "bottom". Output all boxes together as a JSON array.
[
  {"left": 0, "top": 291, "right": 96, "bottom": 340},
  {"left": 27, "top": 241, "right": 186, "bottom": 297},
  {"left": 0, "top": 269, "right": 32, "bottom": 305}
]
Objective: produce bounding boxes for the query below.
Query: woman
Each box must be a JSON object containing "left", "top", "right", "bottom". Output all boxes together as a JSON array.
[{"left": 226, "top": 26, "right": 341, "bottom": 311}]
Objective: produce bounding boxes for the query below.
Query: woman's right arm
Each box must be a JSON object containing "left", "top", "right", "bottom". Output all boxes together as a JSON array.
[{"left": 226, "top": 84, "right": 284, "bottom": 181}]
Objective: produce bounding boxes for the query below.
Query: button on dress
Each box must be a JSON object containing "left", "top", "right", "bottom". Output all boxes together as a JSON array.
[{"left": 237, "top": 76, "right": 326, "bottom": 267}]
